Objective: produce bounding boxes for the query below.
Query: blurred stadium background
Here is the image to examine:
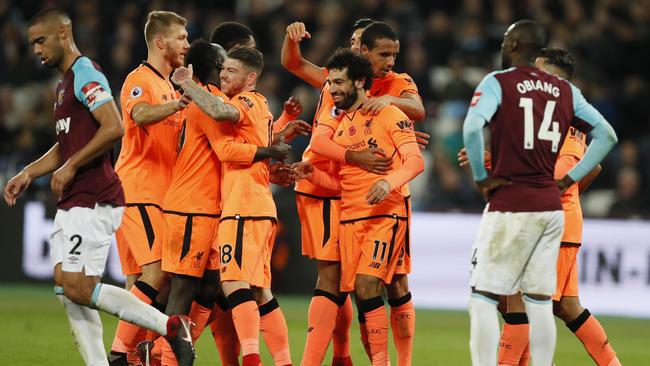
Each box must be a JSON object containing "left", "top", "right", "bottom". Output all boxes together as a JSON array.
[{"left": 1, "top": 0, "right": 649, "bottom": 364}]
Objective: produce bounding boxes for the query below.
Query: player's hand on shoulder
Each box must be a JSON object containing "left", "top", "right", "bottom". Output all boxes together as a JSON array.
[
  {"left": 270, "top": 162, "right": 295, "bottom": 187},
  {"left": 457, "top": 148, "right": 492, "bottom": 170},
  {"left": 283, "top": 96, "right": 303, "bottom": 117},
  {"left": 4, "top": 171, "right": 32, "bottom": 206},
  {"left": 360, "top": 96, "right": 393, "bottom": 116},
  {"left": 286, "top": 22, "right": 311, "bottom": 42},
  {"left": 476, "top": 177, "right": 511, "bottom": 202},
  {"left": 345, "top": 147, "right": 392, "bottom": 175},
  {"left": 290, "top": 161, "right": 314, "bottom": 180},
  {"left": 278, "top": 120, "right": 311, "bottom": 142},
  {"left": 415, "top": 131, "right": 430, "bottom": 151},
  {"left": 367, "top": 179, "right": 391, "bottom": 205},
  {"left": 50, "top": 162, "right": 76, "bottom": 200}
]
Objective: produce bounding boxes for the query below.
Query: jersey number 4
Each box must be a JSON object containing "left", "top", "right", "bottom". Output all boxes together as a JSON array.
[{"left": 519, "top": 97, "right": 561, "bottom": 153}]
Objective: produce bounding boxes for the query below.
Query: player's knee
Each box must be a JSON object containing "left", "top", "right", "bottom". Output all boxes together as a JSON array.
[
  {"left": 386, "top": 274, "right": 409, "bottom": 299},
  {"left": 253, "top": 287, "right": 273, "bottom": 305},
  {"left": 554, "top": 298, "right": 583, "bottom": 322},
  {"left": 354, "top": 275, "right": 382, "bottom": 300},
  {"left": 62, "top": 281, "right": 93, "bottom": 306}
]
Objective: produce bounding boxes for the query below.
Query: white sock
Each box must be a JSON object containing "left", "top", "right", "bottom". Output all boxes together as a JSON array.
[
  {"left": 468, "top": 293, "right": 499, "bottom": 366},
  {"left": 55, "top": 286, "right": 109, "bottom": 366},
  {"left": 90, "top": 283, "right": 169, "bottom": 335},
  {"left": 524, "top": 295, "right": 556, "bottom": 366}
]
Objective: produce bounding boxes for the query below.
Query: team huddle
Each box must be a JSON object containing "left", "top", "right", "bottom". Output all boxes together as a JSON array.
[{"left": 2, "top": 6, "right": 621, "bottom": 366}]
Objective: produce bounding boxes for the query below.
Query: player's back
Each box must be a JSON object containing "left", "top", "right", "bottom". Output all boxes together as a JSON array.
[
  {"left": 220, "top": 90, "right": 276, "bottom": 219},
  {"left": 115, "top": 63, "right": 182, "bottom": 206},
  {"left": 333, "top": 105, "right": 414, "bottom": 221},
  {"left": 54, "top": 56, "right": 124, "bottom": 209},
  {"left": 163, "top": 84, "right": 225, "bottom": 216},
  {"left": 488, "top": 66, "right": 577, "bottom": 212}
]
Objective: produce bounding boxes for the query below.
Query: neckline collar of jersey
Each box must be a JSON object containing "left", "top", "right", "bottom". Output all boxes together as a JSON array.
[
  {"left": 342, "top": 103, "right": 364, "bottom": 121},
  {"left": 62, "top": 55, "right": 84, "bottom": 76},
  {"left": 141, "top": 61, "right": 166, "bottom": 80}
]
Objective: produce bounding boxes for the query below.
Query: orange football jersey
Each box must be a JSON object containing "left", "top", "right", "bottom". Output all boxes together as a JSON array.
[
  {"left": 331, "top": 105, "right": 418, "bottom": 221},
  {"left": 220, "top": 91, "right": 276, "bottom": 219},
  {"left": 115, "top": 62, "right": 183, "bottom": 206},
  {"left": 554, "top": 126, "right": 587, "bottom": 244},
  {"left": 369, "top": 71, "right": 419, "bottom": 98}
]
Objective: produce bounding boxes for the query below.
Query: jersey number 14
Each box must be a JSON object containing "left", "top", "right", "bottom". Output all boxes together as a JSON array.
[{"left": 519, "top": 97, "right": 561, "bottom": 153}]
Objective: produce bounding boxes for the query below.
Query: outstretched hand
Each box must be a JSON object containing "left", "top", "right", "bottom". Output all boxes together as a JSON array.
[{"left": 171, "top": 64, "right": 193, "bottom": 85}]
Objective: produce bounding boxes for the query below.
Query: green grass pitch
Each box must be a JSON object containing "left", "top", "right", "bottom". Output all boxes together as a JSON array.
[{"left": 1, "top": 284, "right": 648, "bottom": 365}]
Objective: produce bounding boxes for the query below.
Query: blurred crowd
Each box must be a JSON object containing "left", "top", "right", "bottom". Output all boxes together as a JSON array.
[{"left": 1, "top": 0, "right": 649, "bottom": 219}]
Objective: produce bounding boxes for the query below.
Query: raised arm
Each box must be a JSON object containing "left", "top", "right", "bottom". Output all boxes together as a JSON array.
[
  {"left": 131, "top": 97, "right": 190, "bottom": 126},
  {"left": 171, "top": 65, "right": 240, "bottom": 123},
  {"left": 281, "top": 22, "right": 327, "bottom": 88}
]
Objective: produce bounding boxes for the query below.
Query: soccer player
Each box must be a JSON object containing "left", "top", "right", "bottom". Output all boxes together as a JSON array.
[
  {"left": 293, "top": 49, "right": 424, "bottom": 366},
  {"left": 283, "top": 19, "right": 424, "bottom": 366},
  {"left": 305, "top": 22, "right": 423, "bottom": 366},
  {"left": 110, "top": 10, "right": 191, "bottom": 365},
  {"left": 464, "top": 48, "right": 621, "bottom": 366},
  {"left": 462, "top": 20, "right": 618, "bottom": 366},
  {"left": 3, "top": 8, "right": 194, "bottom": 366},
  {"left": 173, "top": 47, "right": 292, "bottom": 366}
]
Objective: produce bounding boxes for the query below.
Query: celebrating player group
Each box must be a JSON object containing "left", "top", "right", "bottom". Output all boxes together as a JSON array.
[{"left": 3, "top": 6, "right": 621, "bottom": 366}]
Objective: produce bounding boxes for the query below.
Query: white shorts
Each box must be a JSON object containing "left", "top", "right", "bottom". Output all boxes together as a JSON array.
[
  {"left": 50, "top": 203, "right": 124, "bottom": 276},
  {"left": 469, "top": 208, "right": 564, "bottom": 296}
]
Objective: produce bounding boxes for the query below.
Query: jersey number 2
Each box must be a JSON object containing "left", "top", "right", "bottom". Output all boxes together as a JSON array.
[{"left": 519, "top": 97, "right": 561, "bottom": 152}]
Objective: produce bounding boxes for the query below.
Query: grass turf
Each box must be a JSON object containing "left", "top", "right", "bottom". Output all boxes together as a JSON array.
[{"left": 0, "top": 284, "right": 648, "bottom": 365}]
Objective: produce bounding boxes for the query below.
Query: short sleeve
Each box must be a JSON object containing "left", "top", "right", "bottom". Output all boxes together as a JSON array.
[
  {"left": 466, "top": 72, "right": 502, "bottom": 122},
  {"left": 554, "top": 153, "right": 580, "bottom": 180},
  {"left": 122, "top": 73, "right": 155, "bottom": 117},
  {"left": 384, "top": 107, "right": 417, "bottom": 149},
  {"left": 394, "top": 73, "right": 419, "bottom": 96},
  {"left": 228, "top": 93, "right": 255, "bottom": 125},
  {"left": 72, "top": 57, "right": 113, "bottom": 112}
]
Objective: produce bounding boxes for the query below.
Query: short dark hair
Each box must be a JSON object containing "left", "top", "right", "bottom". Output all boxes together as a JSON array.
[
  {"left": 538, "top": 47, "right": 575, "bottom": 80},
  {"left": 29, "top": 8, "right": 71, "bottom": 27},
  {"left": 353, "top": 18, "right": 374, "bottom": 31},
  {"left": 360, "top": 21, "right": 398, "bottom": 50},
  {"left": 326, "top": 48, "right": 374, "bottom": 90},
  {"left": 186, "top": 39, "right": 220, "bottom": 83},
  {"left": 210, "top": 22, "right": 254, "bottom": 51},
  {"left": 227, "top": 46, "right": 263, "bottom": 75}
]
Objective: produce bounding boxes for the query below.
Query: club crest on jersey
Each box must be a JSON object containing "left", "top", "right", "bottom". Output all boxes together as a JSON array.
[
  {"left": 348, "top": 125, "right": 357, "bottom": 136},
  {"left": 57, "top": 89, "right": 65, "bottom": 106},
  {"left": 130, "top": 86, "right": 143, "bottom": 99},
  {"left": 364, "top": 119, "right": 373, "bottom": 135},
  {"left": 82, "top": 82, "right": 111, "bottom": 109},
  {"left": 470, "top": 92, "right": 482, "bottom": 107}
]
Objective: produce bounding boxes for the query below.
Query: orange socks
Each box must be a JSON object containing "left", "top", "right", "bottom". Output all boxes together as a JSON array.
[
  {"left": 358, "top": 313, "right": 372, "bottom": 360},
  {"left": 333, "top": 294, "right": 353, "bottom": 358},
  {"left": 260, "top": 298, "right": 292, "bottom": 366},
  {"left": 300, "top": 290, "right": 339, "bottom": 366},
  {"left": 211, "top": 295, "right": 241, "bottom": 366},
  {"left": 498, "top": 313, "right": 529, "bottom": 366},
  {"left": 187, "top": 296, "right": 213, "bottom": 342},
  {"left": 389, "top": 293, "right": 415, "bottom": 366},
  {"left": 568, "top": 309, "right": 621, "bottom": 366},
  {"left": 111, "top": 281, "right": 158, "bottom": 357},
  {"left": 229, "top": 289, "right": 261, "bottom": 364},
  {"left": 360, "top": 297, "right": 389, "bottom": 366}
]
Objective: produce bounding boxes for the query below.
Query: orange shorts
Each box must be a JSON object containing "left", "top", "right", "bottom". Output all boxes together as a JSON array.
[
  {"left": 339, "top": 215, "right": 408, "bottom": 293},
  {"left": 161, "top": 212, "right": 221, "bottom": 278},
  {"left": 115, "top": 204, "right": 165, "bottom": 276},
  {"left": 217, "top": 217, "right": 276, "bottom": 288},
  {"left": 553, "top": 245, "right": 580, "bottom": 301},
  {"left": 395, "top": 197, "right": 412, "bottom": 275},
  {"left": 296, "top": 193, "right": 341, "bottom": 261}
]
